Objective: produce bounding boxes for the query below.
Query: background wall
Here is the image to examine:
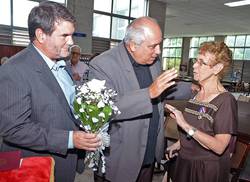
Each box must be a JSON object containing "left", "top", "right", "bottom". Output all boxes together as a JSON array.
[{"left": 68, "top": 0, "right": 93, "bottom": 54}]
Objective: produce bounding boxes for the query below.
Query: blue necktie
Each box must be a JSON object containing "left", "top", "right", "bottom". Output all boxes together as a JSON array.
[{"left": 51, "top": 60, "right": 75, "bottom": 110}]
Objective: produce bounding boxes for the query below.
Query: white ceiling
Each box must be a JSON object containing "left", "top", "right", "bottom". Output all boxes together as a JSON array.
[{"left": 158, "top": 0, "right": 250, "bottom": 37}]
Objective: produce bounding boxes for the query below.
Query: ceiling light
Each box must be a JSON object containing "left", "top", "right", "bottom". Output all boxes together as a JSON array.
[{"left": 225, "top": 0, "right": 250, "bottom": 7}]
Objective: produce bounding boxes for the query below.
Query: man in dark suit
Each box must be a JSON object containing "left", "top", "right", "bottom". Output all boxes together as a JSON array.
[
  {"left": 90, "top": 17, "right": 178, "bottom": 182},
  {"left": 0, "top": 2, "right": 100, "bottom": 182}
]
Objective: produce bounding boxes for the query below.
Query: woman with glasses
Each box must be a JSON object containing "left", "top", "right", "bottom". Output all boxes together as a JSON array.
[{"left": 165, "top": 41, "right": 238, "bottom": 182}]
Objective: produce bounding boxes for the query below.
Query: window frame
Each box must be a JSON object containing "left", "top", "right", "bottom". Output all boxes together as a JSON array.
[
  {"left": 0, "top": 0, "right": 67, "bottom": 46},
  {"left": 189, "top": 36, "right": 215, "bottom": 59},
  {"left": 93, "top": 0, "right": 148, "bottom": 46},
  {"left": 162, "top": 37, "right": 183, "bottom": 70},
  {"left": 225, "top": 35, "right": 250, "bottom": 61}
]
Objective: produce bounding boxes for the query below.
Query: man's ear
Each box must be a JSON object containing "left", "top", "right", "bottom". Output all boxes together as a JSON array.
[
  {"left": 35, "top": 28, "right": 46, "bottom": 43},
  {"left": 213, "top": 63, "right": 224, "bottom": 75},
  {"left": 129, "top": 41, "right": 138, "bottom": 52}
]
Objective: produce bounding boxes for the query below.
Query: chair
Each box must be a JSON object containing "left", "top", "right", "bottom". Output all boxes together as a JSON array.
[
  {"left": 0, "top": 156, "right": 55, "bottom": 182},
  {"left": 231, "top": 138, "right": 250, "bottom": 182},
  {"left": 238, "top": 153, "right": 250, "bottom": 182}
]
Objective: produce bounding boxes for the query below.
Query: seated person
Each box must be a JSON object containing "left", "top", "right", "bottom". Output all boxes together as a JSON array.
[{"left": 1, "top": 57, "right": 9, "bottom": 65}]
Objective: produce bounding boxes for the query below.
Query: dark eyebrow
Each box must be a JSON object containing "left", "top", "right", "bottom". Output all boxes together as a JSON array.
[{"left": 62, "top": 33, "right": 71, "bottom": 37}]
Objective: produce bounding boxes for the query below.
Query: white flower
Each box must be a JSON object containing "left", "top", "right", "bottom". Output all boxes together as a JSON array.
[
  {"left": 92, "top": 117, "right": 99, "bottom": 123},
  {"left": 73, "top": 79, "right": 121, "bottom": 174},
  {"left": 76, "top": 97, "right": 82, "bottom": 104},
  {"left": 97, "top": 101, "right": 105, "bottom": 108},
  {"left": 87, "top": 79, "right": 106, "bottom": 93},
  {"left": 98, "top": 112, "right": 105, "bottom": 118},
  {"left": 84, "top": 125, "right": 91, "bottom": 131},
  {"left": 80, "top": 85, "right": 89, "bottom": 94}
]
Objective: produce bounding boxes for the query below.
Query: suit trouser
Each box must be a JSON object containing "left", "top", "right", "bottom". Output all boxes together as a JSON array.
[{"left": 94, "top": 163, "right": 154, "bottom": 182}]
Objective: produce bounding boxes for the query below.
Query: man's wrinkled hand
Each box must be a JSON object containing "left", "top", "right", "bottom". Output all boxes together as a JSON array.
[
  {"left": 73, "top": 131, "right": 101, "bottom": 151},
  {"left": 149, "top": 68, "right": 178, "bottom": 99}
]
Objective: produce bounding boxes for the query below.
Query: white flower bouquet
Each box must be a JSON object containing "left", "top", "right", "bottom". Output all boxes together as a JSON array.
[{"left": 73, "top": 79, "right": 120, "bottom": 173}]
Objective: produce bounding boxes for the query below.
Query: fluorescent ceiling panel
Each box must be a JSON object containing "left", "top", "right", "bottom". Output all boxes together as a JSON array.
[{"left": 225, "top": 0, "right": 250, "bottom": 7}]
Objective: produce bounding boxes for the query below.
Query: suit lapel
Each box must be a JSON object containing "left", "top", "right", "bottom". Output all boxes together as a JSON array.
[
  {"left": 27, "top": 45, "right": 76, "bottom": 121},
  {"left": 117, "top": 43, "right": 140, "bottom": 89}
]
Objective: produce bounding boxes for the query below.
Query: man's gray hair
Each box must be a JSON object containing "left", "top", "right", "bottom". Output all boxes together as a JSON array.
[
  {"left": 124, "top": 26, "right": 146, "bottom": 46},
  {"left": 124, "top": 17, "right": 158, "bottom": 46},
  {"left": 69, "top": 44, "right": 82, "bottom": 53}
]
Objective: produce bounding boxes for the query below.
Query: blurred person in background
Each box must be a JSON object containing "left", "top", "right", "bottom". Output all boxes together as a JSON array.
[
  {"left": 68, "top": 44, "right": 89, "bottom": 84},
  {"left": 0, "top": 56, "right": 9, "bottom": 65}
]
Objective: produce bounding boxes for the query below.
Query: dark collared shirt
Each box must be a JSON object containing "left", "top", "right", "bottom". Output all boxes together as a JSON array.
[{"left": 126, "top": 47, "right": 160, "bottom": 165}]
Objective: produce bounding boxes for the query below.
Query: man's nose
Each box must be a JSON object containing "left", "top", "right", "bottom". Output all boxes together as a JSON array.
[
  {"left": 155, "top": 45, "right": 161, "bottom": 55},
  {"left": 67, "top": 36, "right": 74, "bottom": 45}
]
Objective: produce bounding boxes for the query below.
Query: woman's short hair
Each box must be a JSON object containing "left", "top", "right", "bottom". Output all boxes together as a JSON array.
[{"left": 199, "top": 41, "right": 232, "bottom": 79}]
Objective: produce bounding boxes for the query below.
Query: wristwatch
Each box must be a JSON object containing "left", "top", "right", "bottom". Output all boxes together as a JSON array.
[{"left": 187, "top": 127, "right": 197, "bottom": 138}]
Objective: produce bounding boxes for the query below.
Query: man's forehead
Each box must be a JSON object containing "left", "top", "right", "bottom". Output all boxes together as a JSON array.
[
  {"left": 53, "top": 20, "right": 75, "bottom": 32},
  {"left": 72, "top": 47, "right": 80, "bottom": 53}
]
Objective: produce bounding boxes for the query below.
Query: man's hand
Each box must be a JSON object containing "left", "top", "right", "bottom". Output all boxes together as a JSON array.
[
  {"left": 73, "top": 131, "right": 101, "bottom": 151},
  {"left": 149, "top": 68, "right": 178, "bottom": 99}
]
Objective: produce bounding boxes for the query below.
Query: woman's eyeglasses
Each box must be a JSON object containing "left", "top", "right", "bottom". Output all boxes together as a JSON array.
[{"left": 193, "top": 58, "right": 210, "bottom": 66}]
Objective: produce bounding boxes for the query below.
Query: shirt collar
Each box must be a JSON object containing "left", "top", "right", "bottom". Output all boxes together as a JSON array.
[{"left": 32, "top": 44, "right": 57, "bottom": 70}]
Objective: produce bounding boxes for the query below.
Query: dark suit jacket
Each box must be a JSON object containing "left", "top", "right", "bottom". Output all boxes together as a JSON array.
[
  {"left": 0, "top": 44, "right": 83, "bottom": 182},
  {"left": 89, "top": 42, "right": 165, "bottom": 182}
]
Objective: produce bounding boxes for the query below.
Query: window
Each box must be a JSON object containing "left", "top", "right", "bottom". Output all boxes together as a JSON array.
[
  {"left": 93, "top": 14, "right": 111, "bottom": 38},
  {"left": 113, "top": 0, "right": 130, "bottom": 16},
  {"left": 94, "top": 0, "right": 112, "bottom": 13},
  {"left": 0, "top": 0, "right": 67, "bottom": 46},
  {"left": 225, "top": 35, "right": 250, "bottom": 60},
  {"left": 13, "top": 0, "right": 39, "bottom": 28},
  {"left": 111, "top": 17, "right": 129, "bottom": 40},
  {"left": 0, "top": 0, "right": 11, "bottom": 26},
  {"left": 131, "top": 0, "right": 147, "bottom": 18},
  {"left": 93, "top": 0, "right": 148, "bottom": 42},
  {"left": 189, "top": 36, "right": 214, "bottom": 59},
  {"left": 162, "top": 38, "right": 183, "bottom": 70}
]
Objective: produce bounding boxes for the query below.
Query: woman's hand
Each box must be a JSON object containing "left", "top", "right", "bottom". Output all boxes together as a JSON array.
[
  {"left": 165, "top": 104, "right": 187, "bottom": 129},
  {"left": 165, "top": 104, "right": 232, "bottom": 155},
  {"left": 165, "top": 140, "right": 180, "bottom": 160}
]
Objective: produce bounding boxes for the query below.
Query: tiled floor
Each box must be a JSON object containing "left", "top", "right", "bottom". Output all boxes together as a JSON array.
[{"left": 74, "top": 167, "right": 165, "bottom": 182}]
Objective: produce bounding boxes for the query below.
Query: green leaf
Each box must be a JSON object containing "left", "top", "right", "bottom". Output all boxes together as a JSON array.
[
  {"left": 73, "top": 99, "right": 80, "bottom": 112},
  {"left": 102, "top": 106, "right": 112, "bottom": 123}
]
